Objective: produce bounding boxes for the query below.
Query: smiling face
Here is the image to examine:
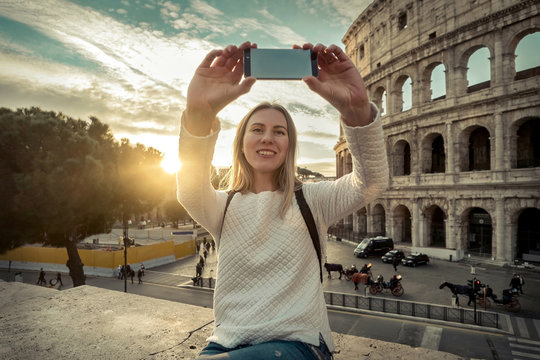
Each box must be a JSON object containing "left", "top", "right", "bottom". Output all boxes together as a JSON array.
[{"left": 242, "top": 108, "right": 289, "bottom": 180}]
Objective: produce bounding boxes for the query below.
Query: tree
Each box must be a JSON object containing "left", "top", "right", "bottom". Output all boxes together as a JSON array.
[
  {"left": 114, "top": 139, "right": 170, "bottom": 238},
  {"left": 163, "top": 199, "right": 190, "bottom": 228},
  {"left": 0, "top": 107, "right": 118, "bottom": 286},
  {"left": 297, "top": 166, "right": 323, "bottom": 180},
  {"left": 0, "top": 107, "right": 171, "bottom": 287}
]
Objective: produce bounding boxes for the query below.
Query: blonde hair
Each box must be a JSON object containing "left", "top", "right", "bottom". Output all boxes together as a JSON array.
[{"left": 222, "top": 102, "right": 301, "bottom": 218}]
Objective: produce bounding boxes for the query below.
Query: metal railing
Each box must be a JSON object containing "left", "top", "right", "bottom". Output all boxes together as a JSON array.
[
  {"left": 324, "top": 290, "right": 499, "bottom": 329},
  {"left": 187, "top": 281, "right": 500, "bottom": 329}
]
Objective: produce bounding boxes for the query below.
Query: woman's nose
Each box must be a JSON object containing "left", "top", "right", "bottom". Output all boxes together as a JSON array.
[{"left": 261, "top": 131, "right": 274, "bottom": 143}]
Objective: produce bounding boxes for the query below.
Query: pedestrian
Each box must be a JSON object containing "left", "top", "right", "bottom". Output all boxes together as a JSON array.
[
  {"left": 199, "top": 255, "right": 205, "bottom": 268},
  {"left": 130, "top": 269, "right": 135, "bottom": 284},
  {"left": 140, "top": 263, "right": 145, "bottom": 276},
  {"left": 137, "top": 268, "right": 143, "bottom": 284},
  {"left": 203, "top": 249, "right": 208, "bottom": 260},
  {"left": 176, "top": 41, "right": 388, "bottom": 359},
  {"left": 56, "top": 272, "right": 63, "bottom": 286},
  {"left": 392, "top": 255, "right": 400, "bottom": 272},
  {"left": 196, "top": 262, "right": 203, "bottom": 278},
  {"left": 37, "top": 268, "right": 46, "bottom": 286},
  {"left": 120, "top": 265, "right": 125, "bottom": 280},
  {"left": 510, "top": 273, "right": 524, "bottom": 294},
  {"left": 211, "top": 239, "right": 215, "bottom": 251}
]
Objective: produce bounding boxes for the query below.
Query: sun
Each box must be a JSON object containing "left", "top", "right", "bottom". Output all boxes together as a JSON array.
[{"left": 161, "top": 153, "right": 182, "bottom": 174}]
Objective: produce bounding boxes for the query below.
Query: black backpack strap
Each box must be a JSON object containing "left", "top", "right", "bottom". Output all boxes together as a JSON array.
[
  {"left": 295, "top": 186, "right": 323, "bottom": 283},
  {"left": 219, "top": 190, "right": 236, "bottom": 241}
]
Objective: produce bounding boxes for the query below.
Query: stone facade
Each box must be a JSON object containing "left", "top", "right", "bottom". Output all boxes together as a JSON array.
[{"left": 336, "top": 0, "right": 540, "bottom": 263}]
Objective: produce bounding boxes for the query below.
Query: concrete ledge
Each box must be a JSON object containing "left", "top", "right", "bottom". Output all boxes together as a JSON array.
[{"left": 0, "top": 281, "right": 461, "bottom": 359}]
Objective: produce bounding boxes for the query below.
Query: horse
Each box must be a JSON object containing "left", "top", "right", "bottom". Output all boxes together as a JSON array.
[
  {"left": 324, "top": 263, "right": 344, "bottom": 279},
  {"left": 439, "top": 282, "right": 475, "bottom": 306}
]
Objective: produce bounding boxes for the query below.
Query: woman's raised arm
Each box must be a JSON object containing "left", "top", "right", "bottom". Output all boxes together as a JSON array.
[{"left": 184, "top": 42, "right": 257, "bottom": 136}]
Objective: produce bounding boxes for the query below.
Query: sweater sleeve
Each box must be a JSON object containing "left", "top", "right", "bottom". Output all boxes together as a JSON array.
[
  {"left": 176, "top": 113, "right": 227, "bottom": 241},
  {"left": 303, "top": 103, "right": 389, "bottom": 228}
]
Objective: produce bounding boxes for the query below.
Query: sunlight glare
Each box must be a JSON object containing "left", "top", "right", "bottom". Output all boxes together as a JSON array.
[{"left": 161, "top": 153, "right": 182, "bottom": 174}]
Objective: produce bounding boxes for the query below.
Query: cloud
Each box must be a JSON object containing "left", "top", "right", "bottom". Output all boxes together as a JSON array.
[{"left": 0, "top": 0, "right": 345, "bottom": 176}]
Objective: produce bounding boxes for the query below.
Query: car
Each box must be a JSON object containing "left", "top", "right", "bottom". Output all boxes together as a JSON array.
[
  {"left": 381, "top": 250, "right": 405, "bottom": 263},
  {"left": 354, "top": 236, "right": 394, "bottom": 258},
  {"left": 401, "top": 253, "right": 430, "bottom": 267}
]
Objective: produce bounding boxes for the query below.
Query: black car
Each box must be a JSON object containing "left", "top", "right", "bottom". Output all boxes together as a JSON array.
[
  {"left": 401, "top": 253, "right": 430, "bottom": 267},
  {"left": 381, "top": 250, "right": 405, "bottom": 263}
]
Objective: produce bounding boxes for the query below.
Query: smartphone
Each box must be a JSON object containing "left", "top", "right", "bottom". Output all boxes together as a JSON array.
[{"left": 243, "top": 48, "right": 318, "bottom": 80}]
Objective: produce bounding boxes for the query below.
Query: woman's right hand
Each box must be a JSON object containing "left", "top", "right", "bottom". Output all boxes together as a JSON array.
[{"left": 185, "top": 42, "right": 257, "bottom": 136}]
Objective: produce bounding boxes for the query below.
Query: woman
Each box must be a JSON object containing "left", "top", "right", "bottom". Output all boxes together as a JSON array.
[{"left": 177, "top": 41, "right": 388, "bottom": 359}]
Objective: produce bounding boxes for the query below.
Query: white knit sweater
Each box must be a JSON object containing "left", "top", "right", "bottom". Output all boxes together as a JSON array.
[{"left": 176, "top": 106, "right": 388, "bottom": 352}]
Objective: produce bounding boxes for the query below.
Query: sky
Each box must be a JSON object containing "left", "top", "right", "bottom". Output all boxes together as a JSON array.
[
  {"left": 0, "top": 0, "right": 376, "bottom": 176},
  {"left": 0, "top": 1, "right": 538, "bottom": 176}
]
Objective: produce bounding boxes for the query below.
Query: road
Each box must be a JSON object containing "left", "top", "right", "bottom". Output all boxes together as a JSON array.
[
  {"left": 3, "top": 238, "right": 540, "bottom": 359},
  {"left": 83, "top": 275, "right": 516, "bottom": 359}
]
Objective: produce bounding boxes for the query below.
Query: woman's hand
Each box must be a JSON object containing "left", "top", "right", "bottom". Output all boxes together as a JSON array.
[
  {"left": 185, "top": 42, "right": 257, "bottom": 135},
  {"left": 295, "top": 43, "right": 372, "bottom": 127}
]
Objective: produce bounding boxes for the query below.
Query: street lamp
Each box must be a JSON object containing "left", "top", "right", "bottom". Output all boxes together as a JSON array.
[{"left": 123, "top": 216, "right": 129, "bottom": 293}]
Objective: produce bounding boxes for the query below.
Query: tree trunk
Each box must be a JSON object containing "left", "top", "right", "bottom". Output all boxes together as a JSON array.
[{"left": 65, "top": 240, "right": 86, "bottom": 287}]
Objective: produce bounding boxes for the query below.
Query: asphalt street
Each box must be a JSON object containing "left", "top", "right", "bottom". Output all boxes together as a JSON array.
[{"left": 3, "top": 237, "right": 540, "bottom": 359}]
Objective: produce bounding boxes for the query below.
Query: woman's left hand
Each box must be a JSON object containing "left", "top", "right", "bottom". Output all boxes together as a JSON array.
[{"left": 295, "top": 43, "right": 372, "bottom": 127}]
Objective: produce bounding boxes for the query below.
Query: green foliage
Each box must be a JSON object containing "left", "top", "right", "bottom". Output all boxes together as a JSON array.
[
  {"left": 0, "top": 107, "right": 170, "bottom": 253},
  {"left": 163, "top": 199, "right": 190, "bottom": 225}
]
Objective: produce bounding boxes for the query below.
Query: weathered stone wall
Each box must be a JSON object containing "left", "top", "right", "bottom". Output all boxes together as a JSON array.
[
  {"left": 336, "top": 0, "right": 540, "bottom": 263},
  {"left": 0, "top": 281, "right": 461, "bottom": 359}
]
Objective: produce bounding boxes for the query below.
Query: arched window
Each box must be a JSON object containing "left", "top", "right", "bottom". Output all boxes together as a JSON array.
[
  {"left": 431, "top": 135, "right": 445, "bottom": 173},
  {"left": 393, "top": 140, "right": 411, "bottom": 176},
  {"left": 401, "top": 77, "right": 412, "bottom": 111},
  {"left": 515, "top": 32, "right": 540, "bottom": 80},
  {"left": 516, "top": 118, "right": 540, "bottom": 168},
  {"left": 374, "top": 87, "right": 387, "bottom": 116},
  {"left": 467, "top": 47, "right": 491, "bottom": 92},
  {"left": 468, "top": 127, "right": 491, "bottom": 171},
  {"left": 430, "top": 63, "right": 446, "bottom": 101}
]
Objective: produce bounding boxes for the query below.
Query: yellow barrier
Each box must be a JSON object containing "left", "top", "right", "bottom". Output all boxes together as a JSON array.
[{"left": 0, "top": 240, "right": 196, "bottom": 269}]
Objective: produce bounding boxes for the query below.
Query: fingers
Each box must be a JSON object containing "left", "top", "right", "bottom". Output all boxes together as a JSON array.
[
  {"left": 198, "top": 49, "right": 223, "bottom": 69},
  {"left": 302, "top": 75, "right": 324, "bottom": 96},
  {"left": 238, "top": 77, "right": 256, "bottom": 95},
  {"left": 213, "top": 44, "right": 237, "bottom": 67},
  {"left": 292, "top": 43, "right": 314, "bottom": 50}
]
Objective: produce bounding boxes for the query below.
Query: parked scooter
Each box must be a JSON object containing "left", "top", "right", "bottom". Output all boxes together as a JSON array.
[{"left": 370, "top": 274, "right": 404, "bottom": 296}]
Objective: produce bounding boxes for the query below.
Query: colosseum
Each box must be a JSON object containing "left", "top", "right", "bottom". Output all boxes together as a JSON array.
[{"left": 332, "top": 0, "right": 540, "bottom": 264}]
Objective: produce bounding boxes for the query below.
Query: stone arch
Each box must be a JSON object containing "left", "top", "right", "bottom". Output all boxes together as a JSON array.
[
  {"left": 373, "top": 86, "right": 387, "bottom": 116},
  {"left": 356, "top": 207, "right": 368, "bottom": 237},
  {"left": 424, "top": 205, "right": 446, "bottom": 247},
  {"left": 509, "top": 29, "right": 540, "bottom": 81},
  {"left": 345, "top": 151, "right": 353, "bottom": 174},
  {"left": 392, "top": 139, "right": 411, "bottom": 176},
  {"left": 468, "top": 126, "right": 491, "bottom": 171},
  {"left": 461, "top": 207, "right": 493, "bottom": 257},
  {"left": 461, "top": 45, "right": 493, "bottom": 92},
  {"left": 421, "top": 132, "right": 445, "bottom": 173},
  {"left": 423, "top": 62, "right": 447, "bottom": 102},
  {"left": 515, "top": 208, "right": 540, "bottom": 261},
  {"left": 511, "top": 117, "right": 540, "bottom": 169},
  {"left": 456, "top": 125, "right": 492, "bottom": 172},
  {"left": 372, "top": 203, "right": 386, "bottom": 236},
  {"left": 393, "top": 74, "right": 413, "bottom": 113},
  {"left": 392, "top": 204, "right": 412, "bottom": 243}
]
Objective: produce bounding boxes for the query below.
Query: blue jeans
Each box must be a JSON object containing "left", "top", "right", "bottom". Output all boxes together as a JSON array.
[{"left": 197, "top": 336, "right": 333, "bottom": 360}]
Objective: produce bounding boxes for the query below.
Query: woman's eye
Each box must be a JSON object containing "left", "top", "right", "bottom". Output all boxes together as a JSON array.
[
  {"left": 251, "top": 128, "right": 263, "bottom": 133},
  {"left": 275, "top": 130, "right": 286, "bottom": 136}
]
